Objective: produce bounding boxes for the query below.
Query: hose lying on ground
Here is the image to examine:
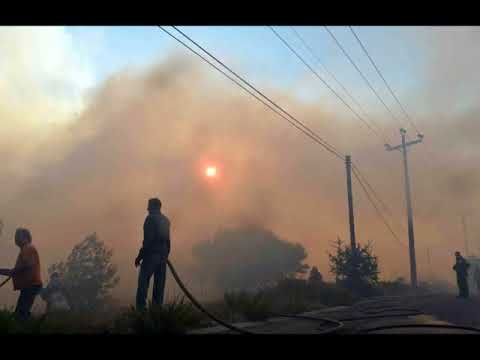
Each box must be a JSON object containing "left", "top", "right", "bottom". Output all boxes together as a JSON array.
[
  {"left": 347, "top": 295, "right": 480, "bottom": 334},
  {"left": 360, "top": 324, "right": 480, "bottom": 334},
  {"left": 166, "top": 260, "right": 344, "bottom": 334},
  {"left": 330, "top": 296, "right": 423, "bottom": 322},
  {"left": 166, "top": 260, "right": 253, "bottom": 334},
  {"left": 0, "top": 276, "right": 11, "bottom": 289},
  {"left": 167, "top": 263, "right": 480, "bottom": 334}
]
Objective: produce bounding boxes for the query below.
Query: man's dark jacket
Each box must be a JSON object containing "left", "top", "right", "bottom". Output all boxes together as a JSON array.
[
  {"left": 137, "top": 209, "right": 170, "bottom": 260},
  {"left": 453, "top": 257, "right": 470, "bottom": 278}
]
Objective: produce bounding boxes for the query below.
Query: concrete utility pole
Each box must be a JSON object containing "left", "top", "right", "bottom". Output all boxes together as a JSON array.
[
  {"left": 385, "top": 128, "right": 423, "bottom": 288},
  {"left": 345, "top": 155, "right": 356, "bottom": 251}
]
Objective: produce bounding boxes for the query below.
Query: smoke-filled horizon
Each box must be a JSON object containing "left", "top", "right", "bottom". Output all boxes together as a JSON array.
[{"left": 1, "top": 27, "right": 480, "bottom": 307}]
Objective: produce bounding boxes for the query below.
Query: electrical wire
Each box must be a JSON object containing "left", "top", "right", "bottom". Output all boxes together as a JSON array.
[
  {"left": 349, "top": 26, "right": 445, "bottom": 210},
  {"left": 324, "top": 26, "right": 403, "bottom": 130},
  {"left": 161, "top": 26, "right": 407, "bottom": 247},
  {"left": 288, "top": 26, "right": 390, "bottom": 144},
  {"left": 159, "top": 26, "right": 345, "bottom": 162},
  {"left": 348, "top": 26, "right": 421, "bottom": 134},
  {"left": 268, "top": 26, "right": 388, "bottom": 145},
  {"left": 159, "top": 25, "right": 410, "bottom": 283},
  {"left": 268, "top": 26, "right": 408, "bottom": 241},
  {"left": 271, "top": 27, "right": 415, "bottom": 239},
  {"left": 351, "top": 166, "right": 407, "bottom": 248},
  {"left": 351, "top": 162, "right": 407, "bottom": 234}
]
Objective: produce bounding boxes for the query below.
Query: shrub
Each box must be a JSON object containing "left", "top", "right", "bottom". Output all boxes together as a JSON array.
[
  {"left": 49, "top": 233, "right": 120, "bottom": 312},
  {"left": 223, "top": 291, "right": 273, "bottom": 321},
  {"left": 113, "top": 297, "right": 205, "bottom": 335},
  {"left": 313, "top": 282, "right": 357, "bottom": 307},
  {"left": 192, "top": 226, "right": 309, "bottom": 292},
  {"left": 329, "top": 238, "right": 379, "bottom": 296},
  {"left": 0, "top": 308, "right": 101, "bottom": 334},
  {"left": 0, "top": 309, "right": 17, "bottom": 334},
  {"left": 248, "top": 276, "right": 358, "bottom": 315}
]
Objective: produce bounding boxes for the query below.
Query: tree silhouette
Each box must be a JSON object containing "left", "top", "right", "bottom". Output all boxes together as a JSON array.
[
  {"left": 308, "top": 266, "right": 323, "bottom": 284},
  {"left": 192, "top": 225, "right": 309, "bottom": 292},
  {"left": 328, "top": 237, "right": 379, "bottom": 295},
  {"left": 48, "top": 233, "right": 120, "bottom": 312}
]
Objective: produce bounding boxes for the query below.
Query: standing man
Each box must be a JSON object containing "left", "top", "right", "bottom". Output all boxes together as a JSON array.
[
  {"left": 453, "top": 251, "right": 470, "bottom": 298},
  {"left": 135, "top": 198, "right": 171, "bottom": 311},
  {"left": 0, "top": 228, "right": 43, "bottom": 320}
]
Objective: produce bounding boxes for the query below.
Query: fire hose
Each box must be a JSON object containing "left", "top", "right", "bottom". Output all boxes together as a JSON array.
[
  {"left": 361, "top": 323, "right": 480, "bottom": 333},
  {"left": 3, "top": 261, "right": 479, "bottom": 334},
  {"left": 167, "top": 260, "right": 480, "bottom": 334},
  {"left": 166, "top": 260, "right": 344, "bottom": 334},
  {"left": 347, "top": 296, "right": 480, "bottom": 334},
  {"left": 0, "top": 276, "right": 11, "bottom": 289}
]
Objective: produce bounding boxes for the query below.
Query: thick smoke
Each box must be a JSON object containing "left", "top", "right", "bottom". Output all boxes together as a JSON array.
[{"left": 1, "top": 27, "right": 480, "bottom": 306}]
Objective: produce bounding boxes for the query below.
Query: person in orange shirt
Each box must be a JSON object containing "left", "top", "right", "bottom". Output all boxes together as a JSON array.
[{"left": 0, "top": 228, "right": 43, "bottom": 320}]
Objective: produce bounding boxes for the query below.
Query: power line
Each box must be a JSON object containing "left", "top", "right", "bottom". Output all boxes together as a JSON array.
[
  {"left": 352, "top": 162, "right": 407, "bottom": 234},
  {"left": 158, "top": 26, "right": 345, "bottom": 161},
  {"left": 351, "top": 163, "right": 395, "bottom": 217},
  {"left": 348, "top": 26, "right": 442, "bottom": 218},
  {"left": 324, "top": 26, "right": 404, "bottom": 130},
  {"left": 268, "top": 26, "right": 388, "bottom": 145},
  {"left": 167, "top": 26, "right": 345, "bottom": 160},
  {"left": 270, "top": 26, "right": 407, "bottom": 239},
  {"left": 289, "top": 26, "right": 391, "bottom": 144},
  {"left": 352, "top": 166, "right": 407, "bottom": 248},
  {"left": 348, "top": 26, "right": 442, "bottom": 177},
  {"left": 161, "top": 25, "right": 405, "bottom": 250},
  {"left": 348, "top": 26, "right": 420, "bottom": 134}
]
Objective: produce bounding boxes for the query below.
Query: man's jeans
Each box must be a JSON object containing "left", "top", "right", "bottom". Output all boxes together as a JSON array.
[
  {"left": 457, "top": 275, "right": 470, "bottom": 298},
  {"left": 15, "top": 285, "right": 42, "bottom": 321},
  {"left": 136, "top": 253, "right": 167, "bottom": 311}
]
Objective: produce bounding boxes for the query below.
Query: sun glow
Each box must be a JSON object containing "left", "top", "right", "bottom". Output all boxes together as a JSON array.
[{"left": 205, "top": 166, "right": 217, "bottom": 178}]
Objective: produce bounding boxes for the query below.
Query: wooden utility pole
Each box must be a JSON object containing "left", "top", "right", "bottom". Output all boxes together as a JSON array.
[
  {"left": 462, "top": 215, "right": 469, "bottom": 257},
  {"left": 345, "top": 155, "right": 356, "bottom": 250},
  {"left": 385, "top": 128, "right": 423, "bottom": 288},
  {"left": 427, "top": 248, "right": 432, "bottom": 280}
]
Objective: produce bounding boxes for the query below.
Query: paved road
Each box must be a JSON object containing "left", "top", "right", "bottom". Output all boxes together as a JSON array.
[
  {"left": 189, "top": 294, "right": 480, "bottom": 334},
  {"left": 403, "top": 293, "right": 480, "bottom": 328}
]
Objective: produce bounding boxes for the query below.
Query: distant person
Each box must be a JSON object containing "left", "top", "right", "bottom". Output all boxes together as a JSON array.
[
  {"left": 0, "top": 228, "right": 43, "bottom": 320},
  {"left": 453, "top": 251, "right": 470, "bottom": 298},
  {"left": 308, "top": 266, "right": 323, "bottom": 285},
  {"left": 135, "top": 198, "right": 171, "bottom": 311},
  {"left": 40, "top": 272, "right": 70, "bottom": 313}
]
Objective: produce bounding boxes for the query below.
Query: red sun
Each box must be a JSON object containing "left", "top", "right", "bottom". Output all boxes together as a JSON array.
[{"left": 205, "top": 166, "right": 217, "bottom": 178}]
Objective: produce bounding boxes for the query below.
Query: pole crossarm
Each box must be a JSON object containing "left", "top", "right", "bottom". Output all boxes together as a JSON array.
[{"left": 385, "top": 137, "right": 423, "bottom": 151}]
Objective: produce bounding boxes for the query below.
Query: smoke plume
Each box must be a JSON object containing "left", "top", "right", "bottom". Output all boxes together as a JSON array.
[{"left": 1, "top": 27, "right": 480, "bottom": 306}]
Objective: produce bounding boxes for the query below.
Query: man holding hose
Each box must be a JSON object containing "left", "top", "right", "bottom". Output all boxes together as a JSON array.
[
  {"left": 0, "top": 228, "right": 43, "bottom": 320},
  {"left": 135, "top": 198, "right": 171, "bottom": 311}
]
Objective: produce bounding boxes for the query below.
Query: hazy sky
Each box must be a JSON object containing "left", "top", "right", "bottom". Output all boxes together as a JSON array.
[
  {"left": 1, "top": 26, "right": 479, "bottom": 307},
  {"left": 66, "top": 26, "right": 424, "bottom": 119}
]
